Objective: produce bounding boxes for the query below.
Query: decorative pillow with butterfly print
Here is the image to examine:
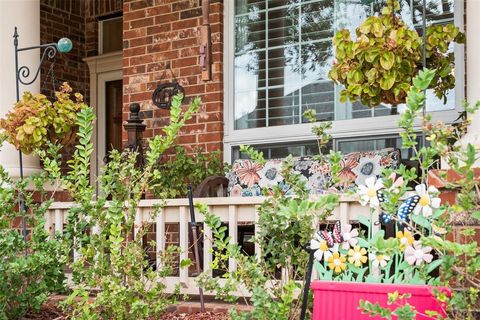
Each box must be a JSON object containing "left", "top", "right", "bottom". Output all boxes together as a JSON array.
[{"left": 227, "top": 148, "right": 401, "bottom": 197}]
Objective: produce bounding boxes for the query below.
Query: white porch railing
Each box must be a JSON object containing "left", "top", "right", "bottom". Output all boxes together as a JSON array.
[{"left": 46, "top": 196, "right": 371, "bottom": 296}]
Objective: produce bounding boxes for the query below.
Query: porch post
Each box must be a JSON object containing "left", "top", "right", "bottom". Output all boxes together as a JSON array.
[
  {"left": 124, "top": 103, "right": 146, "bottom": 167},
  {"left": 0, "top": 0, "right": 42, "bottom": 178},
  {"left": 463, "top": 1, "right": 480, "bottom": 145}
]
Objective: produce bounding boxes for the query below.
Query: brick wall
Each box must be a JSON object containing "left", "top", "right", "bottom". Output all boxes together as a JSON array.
[
  {"left": 123, "top": 0, "right": 224, "bottom": 154},
  {"left": 40, "top": 0, "right": 88, "bottom": 101}
]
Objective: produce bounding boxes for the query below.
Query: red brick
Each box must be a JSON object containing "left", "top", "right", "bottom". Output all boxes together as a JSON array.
[{"left": 198, "top": 133, "right": 223, "bottom": 143}]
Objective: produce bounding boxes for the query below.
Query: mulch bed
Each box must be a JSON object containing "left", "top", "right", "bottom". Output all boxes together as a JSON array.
[
  {"left": 21, "top": 303, "right": 228, "bottom": 320},
  {"left": 21, "top": 301, "right": 66, "bottom": 320},
  {"left": 159, "top": 312, "right": 228, "bottom": 320}
]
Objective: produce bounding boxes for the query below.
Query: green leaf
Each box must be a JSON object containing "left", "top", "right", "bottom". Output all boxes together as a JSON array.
[
  {"left": 357, "top": 215, "right": 371, "bottom": 228},
  {"left": 410, "top": 214, "right": 431, "bottom": 229},
  {"left": 426, "top": 258, "right": 443, "bottom": 274}
]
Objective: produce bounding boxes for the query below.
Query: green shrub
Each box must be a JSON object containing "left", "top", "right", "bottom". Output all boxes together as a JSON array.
[
  {"left": 151, "top": 146, "right": 226, "bottom": 199},
  {"left": 0, "top": 143, "right": 66, "bottom": 319},
  {"left": 38, "top": 94, "right": 198, "bottom": 320}
]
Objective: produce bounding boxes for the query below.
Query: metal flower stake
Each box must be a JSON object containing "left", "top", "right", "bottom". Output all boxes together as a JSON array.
[{"left": 13, "top": 27, "right": 72, "bottom": 240}]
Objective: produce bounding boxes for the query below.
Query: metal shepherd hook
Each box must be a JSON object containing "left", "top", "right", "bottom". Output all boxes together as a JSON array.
[{"left": 188, "top": 185, "right": 206, "bottom": 312}]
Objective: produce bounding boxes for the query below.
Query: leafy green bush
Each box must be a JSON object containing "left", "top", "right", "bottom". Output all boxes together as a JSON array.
[
  {"left": 197, "top": 154, "right": 339, "bottom": 320},
  {"left": 0, "top": 139, "right": 66, "bottom": 319},
  {"left": 39, "top": 94, "right": 198, "bottom": 320},
  {"left": 356, "top": 69, "right": 480, "bottom": 319},
  {"left": 329, "top": 0, "right": 464, "bottom": 107},
  {"left": 151, "top": 146, "right": 226, "bottom": 199}
]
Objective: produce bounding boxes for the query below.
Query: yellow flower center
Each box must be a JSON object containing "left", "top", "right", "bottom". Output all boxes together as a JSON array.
[
  {"left": 419, "top": 195, "right": 430, "bottom": 206},
  {"left": 319, "top": 241, "right": 328, "bottom": 251},
  {"left": 376, "top": 255, "right": 383, "bottom": 261},
  {"left": 367, "top": 188, "right": 376, "bottom": 197}
]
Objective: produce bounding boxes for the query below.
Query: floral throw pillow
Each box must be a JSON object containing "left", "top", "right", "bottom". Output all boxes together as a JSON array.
[{"left": 227, "top": 149, "right": 400, "bottom": 197}]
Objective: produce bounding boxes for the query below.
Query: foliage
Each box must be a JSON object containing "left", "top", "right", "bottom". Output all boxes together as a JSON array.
[
  {"left": 329, "top": 0, "right": 464, "bottom": 107},
  {"left": 355, "top": 69, "right": 480, "bottom": 319},
  {"left": 38, "top": 94, "right": 199, "bottom": 320},
  {"left": 0, "top": 137, "right": 66, "bottom": 319},
  {"left": 0, "top": 82, "right": 87, "bottom": 154},
  {"left": 360, "top": 291, "right": 428, "bottom": 320},
  {"left": 197, "top": 150, "right": 340, "bottom": 320},
  {"left": 151, "top": 145, "right": 226, "bottom": 199}
]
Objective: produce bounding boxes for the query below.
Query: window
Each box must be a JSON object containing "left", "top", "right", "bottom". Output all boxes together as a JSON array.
[
  {"left": 224, "top": 0, "right": 463, "bottom": 161},
  {"left": 99, "top": 16, "right": 123, "bottom": 54}
]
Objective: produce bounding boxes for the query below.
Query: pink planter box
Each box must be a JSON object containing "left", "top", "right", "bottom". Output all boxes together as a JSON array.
[{"left": 311, "top": 281, "right": 449, "bottom": 320}]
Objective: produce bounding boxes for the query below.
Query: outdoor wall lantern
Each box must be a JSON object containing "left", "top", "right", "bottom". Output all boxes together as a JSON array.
[{"left": 151, "top": 82, "right": 185, "bottom": 110}]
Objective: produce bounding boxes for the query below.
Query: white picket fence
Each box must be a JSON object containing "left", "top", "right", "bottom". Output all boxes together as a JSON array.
[{"left": 45, "top": 196, "right": 371, "bottom": 296}]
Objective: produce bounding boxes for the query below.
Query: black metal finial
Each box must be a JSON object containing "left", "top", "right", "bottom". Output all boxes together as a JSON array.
[
  {"left": 129, "top": 103, "right": 141, "bottom": 121},
  {"left": 13, "top": 27, "right": 18, "bottom": 47}
]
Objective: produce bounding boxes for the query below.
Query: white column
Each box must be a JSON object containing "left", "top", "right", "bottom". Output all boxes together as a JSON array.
[
  {"left": 462, "top": 0, "right": 480, "bottom": 147},
  {"left": 0, "top": 0, "right": 42, "bottom": 178}
]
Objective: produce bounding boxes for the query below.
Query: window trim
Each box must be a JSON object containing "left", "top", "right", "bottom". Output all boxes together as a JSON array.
[
  {"left": 223, "top": 0, "right": 465, "bottom": 163},
  {"left": 98, "top": 16, "right": 123, "bottom": 55}
]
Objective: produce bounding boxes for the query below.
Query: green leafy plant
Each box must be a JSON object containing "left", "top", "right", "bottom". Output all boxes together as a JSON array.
[
  {"left": 38, "top": 94, "right": 199, "bottom": 320},
  {"left": 197, "top": 151, "right": 340, "bottom": 320},
  {"left": 329, "top": 0, "right": 464, "bottom": 107},
  {"left": 151, "top": 145, "right": 226, "bottom": 199},
  {"left": 0, "top": 82, "right": 87, "bottom": 154},
  {"left": 354, "top": 69, "right": 480, "bottom": 319},
  {"left": 0, "top": 136, "right": 66, "bottom": 319}
]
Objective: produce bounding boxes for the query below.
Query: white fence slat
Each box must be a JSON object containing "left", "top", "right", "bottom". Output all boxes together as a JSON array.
[
  {"left": 254, "top": 205, "right": 261, "bottom": 260},
  {"left": 228, "top": 205, "right": 238, "bottom": 272},
  {"left": 179, "top": 206, "right": 189, "bottom": 286},
  {"left": 54, "top": 209, "right": 63, "bottom": 233},
  {"left": 203, "top": 211, "right": 212, "bottom": 276},
  {"left": 45, "top": 210, "right": 53, "bottom": 235},
  {"left": 134, "top": 207, "right": 142, "bottom": 239},
  {"left": 156, "top": 207, "right": 165, "bottom": 269},
  {"left": 340, "top": 202, "right": 349, "bottom": 226}
]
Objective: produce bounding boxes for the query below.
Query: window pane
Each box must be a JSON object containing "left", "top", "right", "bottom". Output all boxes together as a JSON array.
[
  {"left": 234, "top": 0, "right": 458, "bottom": 130},
  {"left": 232, "top": 140, "right": 320, "bottom": 160},
  {"left": 101, "top": 17, "right": 122, "bottom": 54}
]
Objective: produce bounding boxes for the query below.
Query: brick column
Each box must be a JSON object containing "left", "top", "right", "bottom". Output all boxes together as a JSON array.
[
  {"left": 122, "top": 0, "right": 224, "bottom": 155},
  {"left": 0, "top": 0, "right": 42, "bottom": 179}
]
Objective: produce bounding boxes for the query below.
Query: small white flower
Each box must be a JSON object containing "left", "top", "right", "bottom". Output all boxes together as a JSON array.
[
  {"left": 404, "top": 241, "right": 434, "bottom": 266},
  {"left": 413, "top": 184, "right": 441, "bottom": 218},
  {"left": 369, "top": 253, "right": 390, "bottom": 269},
  {"left": 357, "top": 176, "right": 384, "bottom": 207},
  {"left": 341, "top": 224, "right": 359, "bottom": 250}
]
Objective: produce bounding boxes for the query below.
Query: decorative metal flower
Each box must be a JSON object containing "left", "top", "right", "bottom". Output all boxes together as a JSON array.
[
  {"left": 369, "top": 253, "right": 390, "bottom": 269},
  {"left": 404, "top": 241, "right": 434, "bottom": 266},
  {"left": 357, "top": 176, "right": 384, "bottom": 207},
  {"left": 327, "top": 252, "right": 347, "bottom": 274},
  {"left": 413, "top": 184, "right": 441, "bottom": 218},
  {"left": 310, "top": 235, "right": 336, "bottom": 262},
  {"left": 348, "top": 246, "right": 368, "bottom": 267},
  {"left": 341, "top": 224, "right": 359, "bottom": 250},
  {"left": 396, "top": 230, "right": 415, "bottom": 250}
]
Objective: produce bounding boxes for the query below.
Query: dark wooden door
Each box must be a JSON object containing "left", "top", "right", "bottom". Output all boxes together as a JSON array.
[{"left": 105, "top": 80, "right": 123, "bottom": 155}]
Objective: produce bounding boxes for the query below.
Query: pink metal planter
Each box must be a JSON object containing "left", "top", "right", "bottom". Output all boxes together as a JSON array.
[{"left": 311, "top": 281, "right": 449, "bottom": 319}]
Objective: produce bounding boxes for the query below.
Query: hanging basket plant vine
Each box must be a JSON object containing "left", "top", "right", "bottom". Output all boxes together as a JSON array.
[{"left": 328, "top": 0, "right": 464, "bottom": 107}]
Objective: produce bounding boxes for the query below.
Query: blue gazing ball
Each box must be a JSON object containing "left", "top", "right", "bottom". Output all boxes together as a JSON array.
[{"left": 57, "top": 37, "right": 72, "bottom": 53}]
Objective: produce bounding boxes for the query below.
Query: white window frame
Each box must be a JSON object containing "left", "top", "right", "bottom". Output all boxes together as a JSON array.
[
  {"left": 223, "top": 0, "right": 465, "bottom": 162},
  {"left": 98, "top": 16, "right": 123, "bottom": 55}
]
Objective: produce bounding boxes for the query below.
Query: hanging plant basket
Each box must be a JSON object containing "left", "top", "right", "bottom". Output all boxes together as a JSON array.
[
  {"left": 0, "top": 82, "right": 87, "bottom": 154},
  {"left": 328, "top": 0, "right": 464, "bottom": 107},
  {"left": 311, "top": 281, "right": 449, "bottom": 320}
]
